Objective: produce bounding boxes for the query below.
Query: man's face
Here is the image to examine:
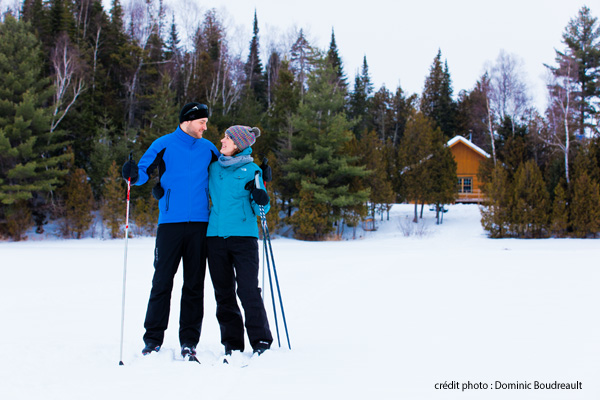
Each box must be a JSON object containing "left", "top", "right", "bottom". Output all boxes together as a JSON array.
[{"left": 183, "top": 118, "right": 208, "bottom": 139}]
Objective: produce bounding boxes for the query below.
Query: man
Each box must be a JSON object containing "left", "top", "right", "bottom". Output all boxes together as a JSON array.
[{"left": 122, "top": 102, "right": 219, "bottom": 360}]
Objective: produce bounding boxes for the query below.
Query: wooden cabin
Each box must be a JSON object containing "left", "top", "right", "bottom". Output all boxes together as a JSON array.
[{"left": 447, "top": 136, "right": 490, "bottom": 203}]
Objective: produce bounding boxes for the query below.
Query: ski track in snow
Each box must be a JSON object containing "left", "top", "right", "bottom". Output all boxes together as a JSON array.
[{"left": 1, "top": 204, "right": 599, "bottom": 399}]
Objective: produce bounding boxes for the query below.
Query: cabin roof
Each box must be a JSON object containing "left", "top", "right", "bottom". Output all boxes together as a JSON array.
[{"left": 447, "top": 136, "right": 491, "bottom": 159}]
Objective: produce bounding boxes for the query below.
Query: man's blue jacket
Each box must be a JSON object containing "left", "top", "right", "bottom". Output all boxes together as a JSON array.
[{"left": 135, "top": 127, "right": 219, "bottom": 224}]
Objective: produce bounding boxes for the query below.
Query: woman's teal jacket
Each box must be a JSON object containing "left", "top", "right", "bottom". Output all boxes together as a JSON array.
[{"left": 207, "top": 147, "right": 270, "bottom": 238}]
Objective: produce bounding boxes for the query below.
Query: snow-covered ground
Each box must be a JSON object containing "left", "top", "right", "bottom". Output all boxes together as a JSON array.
[{"left": 1, "top": 204, "right": 598, "bottom": 399}]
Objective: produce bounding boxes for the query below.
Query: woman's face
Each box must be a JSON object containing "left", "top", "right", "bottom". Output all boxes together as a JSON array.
[{"left": 220, "top": 134, "right": 238, "bottom": 156}]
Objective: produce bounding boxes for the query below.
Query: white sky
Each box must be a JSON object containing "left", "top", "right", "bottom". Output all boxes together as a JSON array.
[
  {"left": 187, "top": 0, "right": 590, "bottom": 112},
  {"left": 22, "top": 0, "right": 592, "bottom": 111}
]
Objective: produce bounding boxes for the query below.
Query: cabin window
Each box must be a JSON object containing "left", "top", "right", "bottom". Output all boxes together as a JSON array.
[{"left": 458, "top": 177, "right": 473, "bottom": 193}]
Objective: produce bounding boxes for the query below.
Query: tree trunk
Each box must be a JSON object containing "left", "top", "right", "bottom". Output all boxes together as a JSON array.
[
  {"left": 486, "top": 97, "right": 497, "bottom": 165},
  {"left": 413, "top": 201, "right": 418, "bottom": 223}
]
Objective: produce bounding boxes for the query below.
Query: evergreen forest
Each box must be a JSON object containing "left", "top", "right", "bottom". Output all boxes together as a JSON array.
[{"left": 1, "top": 1, "right": 599, "bottom": 240}]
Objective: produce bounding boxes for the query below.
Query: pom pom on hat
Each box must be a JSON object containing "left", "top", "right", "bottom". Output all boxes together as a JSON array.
[{"left": 225, "top": 126, "right": 261, "bottom": 150}]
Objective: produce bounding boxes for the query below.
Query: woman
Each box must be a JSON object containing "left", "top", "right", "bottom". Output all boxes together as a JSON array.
[{"left": 207, "top": 125, "right": 273, "bottom": 357}]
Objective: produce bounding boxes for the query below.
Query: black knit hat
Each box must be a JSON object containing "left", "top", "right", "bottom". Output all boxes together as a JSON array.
[{"left": 179, "top": 102, "right": 209, "bottom": 123}]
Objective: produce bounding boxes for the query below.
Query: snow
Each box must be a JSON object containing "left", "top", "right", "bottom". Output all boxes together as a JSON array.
[{"left": 1, "top": 204, "right": 599, "bottom": 399}]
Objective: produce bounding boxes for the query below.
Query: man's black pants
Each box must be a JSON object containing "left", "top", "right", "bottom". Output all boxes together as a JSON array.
[{"left": 143, "top": 222, "right": 208, "bottom": 347}]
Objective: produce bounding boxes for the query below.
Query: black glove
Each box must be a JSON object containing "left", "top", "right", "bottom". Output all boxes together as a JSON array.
[
  {"left": 245, "top": 179, "right": 269, "bottom": 206},
  {"left": 251, "top": 187, "right": 269, "bottom": 206},
  {"left": 122, "top": 158, "right": 139, "bottom": 184},
  {"left": 152, "top": 182, "right": 164, "bottom": 200},
  {"left": 260, "top": 157, "right": 272, "bottom": 183}
]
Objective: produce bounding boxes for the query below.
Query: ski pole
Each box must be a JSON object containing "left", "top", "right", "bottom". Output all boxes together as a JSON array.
[
  {"left": 258, "top": 156, "right": 269, "bottom": 301},
  {"left": 254, "top": 173, "right": 291, "bottom": 350},
  {"left": 261, "top": 231, "right": 266, "bottom": 301},
  {"left": 119, "top": 154, "right": 133, "bottom": 366},
  {"left": 259, "top": 206, "right": 291, "bottom": 350},
  {"left": 254, "top": 173, "right": 280, "bottom": 346},
  {"left": 260, "top": 219, "right": 281, "bottom": 347}
]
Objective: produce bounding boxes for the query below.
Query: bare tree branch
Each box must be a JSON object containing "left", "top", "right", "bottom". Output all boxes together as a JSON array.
[
  {"left": 544, "top": 56, "right": 578, "bottom": 184},
  {"left": 50, "top": 33, "right": 86, "bottom": 133}
]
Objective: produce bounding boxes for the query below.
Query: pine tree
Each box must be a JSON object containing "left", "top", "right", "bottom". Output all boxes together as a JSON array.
[
  {"left": 138, "top": 72, "right": 179, "bottom": 151},
  {"left": 480, "top": 165, "right": 511, "bottom": 238},
  {"left": 398, "top": 112, "right": 437, "bottom": 222},
  {"left": 62, "top": 168, "right": 94, "bottom": 238},
  {"left": 288, "top": 186, "right": 330, "bottom": 240},
  {"left": 348, "top": 56, "right": 374, "bottom": 137},
  {"left": 22, "top": 0, "right": 76, "bottom": 53},
  {"left": 0, "top": 15, "right": 71, "bottom": 239},
  {"left": 589, "top": 137, "right": 600, "bottom": 182},
  {"left": 102, "top": 160, "right": 125, "bottom": 238},
  {"left": 326, "top": 28, "right": 347, "bottom": 92},
  {"left": 88, "top": 114, "right": 129, "bottom": 199},
  {"left": 109, "top": 0, "right": 123, "bottom": 28},
  {"left": 87, "top": 0, "right": 135, "bottom": 134},
  {"left": 570, "top": 171, "right": 600, "bottom": 237},
  {"left": 133, "top": 196, "right": 158, "bottom": 236},
  {"left": 351, "top": 131, "right": 392, "bottom": 220},
  {"left": 21, "top": 0, "right": 46, "bottom": 38},
  {"left": 510, "top": 160, "right": 550, "bottom": 238},
  {"left": 53, "top": 0, "right": 111, "bottom": 168},
  {"left": 244, "top": 10, "right": 267, "bottom": 108},
  {"left": 497, "top": 133, "right": 531, "bottom": 178},
  {"left": 165, "top": 13, "right": 181, "bottom": 63},
  {"left": 551, "top": 179, "right": 569, "bottom": 237},
  {"left": 191, "top": 10, "right": 224, "bottom": 105},
  {"left": 268, "top": 60, "right": 301, "bottom": 216},
  {"left": 555, "top": 6, "right": 600, "bottom": 136},
  {"left": 71, "top": 0, "right": 106, "bottom": 43},
  {"left": 572, "top": 139, "right": 600, "bottom": 183},
  {"left": 48, "top": 0, "right": 76, "bottom": 41},
  {"left": 59, "top": 0, "right": 114, "bottom": 147},
  {"left": 285, "top": 60, "right": 369, "bottom": 239},
  {"left": 190, "top": 8, "right": 242, "bottom": 119},
  {"left": 421, "top": 49, "right": 457, "bottom": 138},
  {"left": 425, "top": 130, "right": 458, "bottom": 224},
  {"left": 264, "top": 182, "right": 281, "bottom": 238},
  {"left": 4, "top": 200, "right": 32, "bottom": 241},
  {"left": 455, "top": 77, "right": 494, "bottom": 153},
  {"left": 390, "top": 86, "right": 417, "bottom": 147},
  {"left": 116, "top": 0, "right": 166, "bottom": 131},
  {"left": 269, "top": 60, "right": 301, "bottom": 151},
  {"left": 370, "top": 86, "right": 394, "bottom": 142}
]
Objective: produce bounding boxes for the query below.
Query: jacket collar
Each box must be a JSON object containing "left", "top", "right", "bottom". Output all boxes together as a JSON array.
[
  {"left": 237, "top": 147, "right": 253, "bottom": 157},
  {"left": 174, "top": 126, "right": 199, "bottom": 145},
  {"left": 217, "top": 147, "right": 254, "bottom": 169}
]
